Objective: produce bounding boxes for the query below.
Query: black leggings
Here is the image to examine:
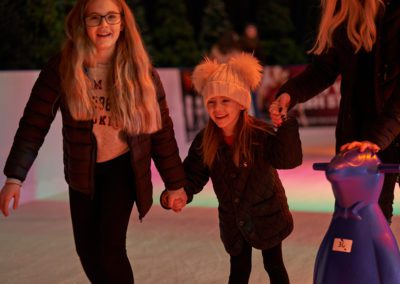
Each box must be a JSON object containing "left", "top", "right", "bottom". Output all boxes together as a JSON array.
[
  {"left": 229, "top": 242, "right": 289, "bottom": 284},
  {"left": 69, "top": 152, "right": 136, "bottom": 284},
  {"left": 379, "top": 173, "right": 397, "bottom": 223}
]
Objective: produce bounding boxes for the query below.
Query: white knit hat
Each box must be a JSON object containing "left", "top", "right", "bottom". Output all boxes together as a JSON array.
[{"left": 192, "top": 53, "right": 263, "bottom": 110}]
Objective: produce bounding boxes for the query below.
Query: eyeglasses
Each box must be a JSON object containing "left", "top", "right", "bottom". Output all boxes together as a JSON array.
[{"left": 84, "top": 13, "right": 122, "bottom": 27}]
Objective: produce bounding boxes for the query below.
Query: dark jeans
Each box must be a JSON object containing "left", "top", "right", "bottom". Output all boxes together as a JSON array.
[
  {"left": 229, "top": 241, "right": 289, "bottom": 284},
  {"left": 69, "top": 152, "right": 136, "bottom": 284}
]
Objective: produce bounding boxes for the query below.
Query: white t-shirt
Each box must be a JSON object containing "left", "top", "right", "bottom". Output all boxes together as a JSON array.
[{"left": 87, "top": 64, "right": 129, "bottom": 163}]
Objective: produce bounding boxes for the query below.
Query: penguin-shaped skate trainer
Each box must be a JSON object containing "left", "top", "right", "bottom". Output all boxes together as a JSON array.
[{"left": 313, "top": 148, "right": 400, "bottom": 284}]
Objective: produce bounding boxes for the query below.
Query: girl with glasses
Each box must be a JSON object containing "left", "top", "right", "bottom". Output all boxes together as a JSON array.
[{"left": 0, "top": 0, "right": 187, "bottom": 283}]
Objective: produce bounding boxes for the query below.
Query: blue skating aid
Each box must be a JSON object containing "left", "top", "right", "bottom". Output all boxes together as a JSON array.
[{"left": 312, "top": 148, "right": 400, "bottom": 284}]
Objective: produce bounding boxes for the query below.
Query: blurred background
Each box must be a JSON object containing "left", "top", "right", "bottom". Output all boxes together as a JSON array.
[
  {"left": 1, "top": 0, "right": 399, "bottom": 211},
  {"left": 1, "top": 0, "right": 399, "bottom": 212},
  {"left": 2, "top": 1, "right": 400, "bottom": 283},
  {"left": 0, "top": 0, "right": 320, "bottom": 69}
]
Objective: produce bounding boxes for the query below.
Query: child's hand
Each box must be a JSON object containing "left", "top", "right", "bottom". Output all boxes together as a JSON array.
[
  {"left": 171, "top": 198, "right": 186, "bottom": 212},
  {"left": 160, "top": 189, "right": 188, "bottom": 212},
  {"left": 269, "top": 93, "right": 291, "bottom": 127},
  {"left": 168, "top": 188, "right": 187, "bottom": 212}
]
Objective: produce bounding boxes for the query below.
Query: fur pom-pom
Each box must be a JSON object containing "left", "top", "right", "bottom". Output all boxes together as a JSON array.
[
  {"left": 192, "top": 57, "right": 220, "bottom": 93},
  {"left": 228, "top": 53, "right": 263, "bottom": 90}
]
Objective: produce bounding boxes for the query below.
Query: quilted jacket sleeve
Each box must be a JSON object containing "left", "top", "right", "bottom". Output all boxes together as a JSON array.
[
  {"left": 264, "top": 117, "right": 303, "bottom": 169},
  {"left": 4, "top": 55, "right": 62, "bottom": 181},
  {"left": 150, "top": 69, "right": 186, "bottom": 191},
  {"left": 182, "top": 132, "right": 210, "bottom": 203}
]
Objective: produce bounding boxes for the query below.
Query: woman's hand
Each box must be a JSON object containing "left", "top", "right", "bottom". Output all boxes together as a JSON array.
[
  {"left": 0, "top": 183, "right": 21, "bottom": 217},
  {"left": 340, "top": 141, "right": 381, "bottom": 153},
  {"left": 269, "top": 93, "right": 291, "bottom": 127}
]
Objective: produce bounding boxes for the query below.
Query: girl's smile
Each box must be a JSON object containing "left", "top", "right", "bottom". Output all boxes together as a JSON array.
[
  {"left": 206, "top": 96, "right": 244, "bottom": 136},
  {"left": 85, "top": 0, "right": 124, "bottom": 62},
  {"left": 97, "top": 31, "right": 112, "bottom": 37}
]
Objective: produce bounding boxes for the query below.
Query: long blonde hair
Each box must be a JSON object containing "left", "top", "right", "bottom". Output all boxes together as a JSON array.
[
  {"left": 311, "top": 0, "right": 383, "bottom": 54},
  {"left": 202, "top": 112, "right": 273, "bottom": 167},
  {"left": 60, "top": 0, "right": 161, "bottom": 134}
]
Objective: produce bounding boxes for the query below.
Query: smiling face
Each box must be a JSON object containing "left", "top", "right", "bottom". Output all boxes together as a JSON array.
[
  {"left": 85, "top": 0, "right": 123, "bottom": 62},
  {"left": 206, "top": 96, "right": 244, "bottom": 136}
]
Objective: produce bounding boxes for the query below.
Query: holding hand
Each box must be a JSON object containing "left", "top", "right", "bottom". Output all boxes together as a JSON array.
[
  {"left": 340, "top": 141, "right": 381, "bottom": 153},
  {"left": 0, "top": 183, "right": 21, "bottom": 217},
  {"left": 269, "top": 93, "right": 291, "bottom": 128},
  {"left": 160, "top": 188, "right": 187, "bottom": 212}
]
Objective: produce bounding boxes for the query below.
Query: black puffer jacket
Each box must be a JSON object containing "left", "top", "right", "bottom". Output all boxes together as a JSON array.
[
  {"left": 183, "top": 118, "right": 302, "bottom": 255},
  {"left": 4, "top": 54, "right": 185, "bottom": 220},
  {"left": 279, "top": 1, "right": 400, "bottom": 153}
]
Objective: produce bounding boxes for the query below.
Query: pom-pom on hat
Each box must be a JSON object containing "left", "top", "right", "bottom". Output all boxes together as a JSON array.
[{"left": 192, "top": 53, "right": 263, "bottom": 110}]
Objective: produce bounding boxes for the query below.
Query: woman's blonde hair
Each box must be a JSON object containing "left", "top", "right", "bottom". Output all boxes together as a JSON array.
[
  {"left": 311, "top": 0, "right": 383, "bottom": 54},
  {"left": 60, "top": 0, "right": 161, "bottom": 135},
  {"left": 201, "top": 112, "right": 273, "bottom": 168}
]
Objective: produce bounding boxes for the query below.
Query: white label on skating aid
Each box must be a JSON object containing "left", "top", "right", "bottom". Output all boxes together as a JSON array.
[{"left": 332, "top": 238, "right": 353, "bottom": 253}]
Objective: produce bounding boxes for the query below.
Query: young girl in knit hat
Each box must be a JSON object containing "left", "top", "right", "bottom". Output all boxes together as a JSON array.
[{"left": 163, "top": 53, "right": 302, "bottom": 283}]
